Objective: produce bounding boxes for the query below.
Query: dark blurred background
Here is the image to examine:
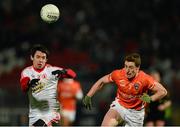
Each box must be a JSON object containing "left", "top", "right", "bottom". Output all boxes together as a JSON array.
[{"left": 0, "top": 0, "right": 180, "bottom": 126}]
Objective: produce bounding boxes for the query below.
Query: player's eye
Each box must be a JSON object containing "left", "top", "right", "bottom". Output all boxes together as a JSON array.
[
  {"left": 36, "top": 55, "right": 40, "bottom": 59},
  {"left": 129, "top": 66, "right": 134, "bottom": 69},
  {"left": 125, "top": 65, "right": 134, "bottom": 70},
  {"left": 42, "top": 56, "right": 46, "bottom": 60}
]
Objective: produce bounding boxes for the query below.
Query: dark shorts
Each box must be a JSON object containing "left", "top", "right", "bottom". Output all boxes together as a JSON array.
[{"left": 146, "top": 110, "right": 165, "bottom": 121}]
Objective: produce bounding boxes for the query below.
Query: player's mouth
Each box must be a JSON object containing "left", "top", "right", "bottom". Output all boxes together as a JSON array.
[
  {"left": 126, "top": 72, "right": 133, "bottom": 78},
  {"left": 38, "top": 63, "right": 42, "bottom": 66},
  {"left": 126, "top": 72, "right": 131, "bottom": 76}
]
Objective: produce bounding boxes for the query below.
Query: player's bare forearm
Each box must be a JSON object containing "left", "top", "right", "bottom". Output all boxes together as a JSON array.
[
  {"left": 87, "top": 82, "right": 104, "bottom": 97},
  {"left": 150, "top": 82, "right": 167, "bottom": 102},
  {"left": 87, "top": 75, "right": 110, "bottom": 97}
]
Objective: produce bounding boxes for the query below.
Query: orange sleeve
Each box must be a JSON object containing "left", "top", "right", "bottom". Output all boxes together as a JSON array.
[
  {"left": 109, "top": 69, "right": 121, "bottom": 82},
  {"left": 74, "top": 81, "right": 81, "bottom": 93},
  {"left": 144, "top": 73, "right": 156, "bottom": 90}
]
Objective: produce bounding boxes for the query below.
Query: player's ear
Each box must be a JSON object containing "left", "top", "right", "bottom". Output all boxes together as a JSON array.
[{"left": 30, "top": 55, "right": 34, "bottom": 61}]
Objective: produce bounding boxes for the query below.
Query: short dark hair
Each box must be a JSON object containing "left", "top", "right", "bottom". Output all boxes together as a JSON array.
[
  {"left": 125, "top": 53, "right": 141, "bottom": 67},
  {"left": 30, "top": 44, "right": 50, "bottom": 58}
]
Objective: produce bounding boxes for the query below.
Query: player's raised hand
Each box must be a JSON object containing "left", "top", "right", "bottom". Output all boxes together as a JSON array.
[
  {"left": 29, "top": 79, "right": 40, "bottom": 87},
  {"left": 83, "top": 95, "right": 92, "bottom": 110},
  {"left": 52, "top": 69, "right": 67, "bottom": 78},
  {"left": 140, "top": 93, "right": 151, "bottom": 103}
]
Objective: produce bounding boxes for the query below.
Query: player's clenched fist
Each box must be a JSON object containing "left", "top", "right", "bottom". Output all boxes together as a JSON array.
[
  {"left": 52, "top": 69, "right": 77, "bottom": 79},
  {"left": 52, "top": 69, "right": 67, "bottom": 78},
  {"left": 140, "top": 93, "right": 151, "bottom": 103},
  {"left": 83, "top": 96, "right": 92, "bottom": 110}
]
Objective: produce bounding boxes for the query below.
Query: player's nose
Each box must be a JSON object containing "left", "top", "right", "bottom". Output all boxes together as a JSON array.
[{"left": 39, "top": 58, "right": 44, "bottom": 62}]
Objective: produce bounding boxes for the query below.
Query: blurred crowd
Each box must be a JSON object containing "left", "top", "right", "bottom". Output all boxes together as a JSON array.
[{"left": 0, "top": 0, "right": 180, "bottom": 125}]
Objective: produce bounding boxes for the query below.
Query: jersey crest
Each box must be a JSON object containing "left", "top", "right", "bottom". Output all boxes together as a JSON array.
[{"left": 134, "top": 83, "right": 139, "bottom": 90}]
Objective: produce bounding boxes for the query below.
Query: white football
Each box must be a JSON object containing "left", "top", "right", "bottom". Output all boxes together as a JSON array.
[{"left": 40, "top": 4, "right": 60, "bottom": 23}]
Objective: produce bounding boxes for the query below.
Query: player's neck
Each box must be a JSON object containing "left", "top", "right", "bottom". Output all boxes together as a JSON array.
[{"left": 128, "top": 77, "right": 135, "bottom": 81}]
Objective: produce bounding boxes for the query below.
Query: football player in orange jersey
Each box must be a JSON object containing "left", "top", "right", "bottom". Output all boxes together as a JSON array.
[
  {"left": 57, "top": 74, "right": 83, "bottom": 126},
  {"left": 83, "top": 53, "right": 167, "bottom": 126}
]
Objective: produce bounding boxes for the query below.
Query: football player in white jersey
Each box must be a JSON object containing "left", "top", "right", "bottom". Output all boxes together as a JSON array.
[{"left": 20, "top": 44, "right": 76, "bottom": 126}]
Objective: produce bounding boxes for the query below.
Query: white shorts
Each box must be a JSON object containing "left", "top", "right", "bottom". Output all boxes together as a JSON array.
[
  {"left": 29, "top": 111, "right": 60, "bottom": 126},
  {"left": 61, "top": 110, "right": 76, "bottom": 122},
  {"left": 110, "top": 100, "right": 145, "bottom": 127}
]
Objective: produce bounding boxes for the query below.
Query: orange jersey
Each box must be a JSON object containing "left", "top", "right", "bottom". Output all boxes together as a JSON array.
[
  {"left": 109, "top": 68, "right": 155, "bottom": 110},
  {"left": 57, "top": 80, "right": 82, "bottom": 111}
]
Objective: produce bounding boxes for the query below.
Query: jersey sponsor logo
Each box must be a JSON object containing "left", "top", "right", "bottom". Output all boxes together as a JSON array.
[
  {"left": 32, "top": 81, "right": 46, "bottom": 93},
  {"left": 118, "top": 91, "right": 141, "bottom": 100}
]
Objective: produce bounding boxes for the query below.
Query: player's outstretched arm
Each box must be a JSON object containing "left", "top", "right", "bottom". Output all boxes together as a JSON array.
[
  {"left": 52, "top": 68, "right": 76, "bottom": 79},
  {"left": 52, "top": 69, "right": 67, "bottom": 77},
  {"left": 87, "top": 74, "right": 110, "bottom": 97},
  {"left": 150, "top": 82, "right": 167, "bottom": 102},
  {"left": 83, "top": 74, "right": 110, "bottom": 110}
]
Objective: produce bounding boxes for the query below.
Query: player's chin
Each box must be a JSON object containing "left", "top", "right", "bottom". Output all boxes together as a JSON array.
[
  {"left": 37, "top": 65, "right": 44, "bottom": 69},
  {"left": 127, "top": 74, "right": 134, "bottom": 79},
  {"left": 126, "top": 74, "right": 132, "bottom": 79}
]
